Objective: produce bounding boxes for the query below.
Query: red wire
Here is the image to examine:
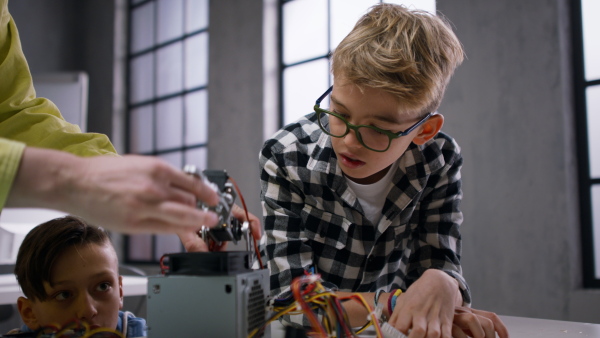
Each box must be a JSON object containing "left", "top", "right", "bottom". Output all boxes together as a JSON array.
[
  {"left": 159, "top": 254, "right": 169, "bottom": 275},
  {"left": 292, "top": 275, "right": 327, "bottom": 337},
  {"left": 228, "top": 176, "right": 264, "bottom": 269}
]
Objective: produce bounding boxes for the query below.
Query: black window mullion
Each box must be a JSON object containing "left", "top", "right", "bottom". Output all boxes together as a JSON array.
[{"left": 573, "top": 0, "right": 600, "bottom": 288}]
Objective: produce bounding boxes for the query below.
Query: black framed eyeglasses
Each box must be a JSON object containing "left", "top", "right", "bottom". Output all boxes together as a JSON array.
[{"left": 313, "top": 86, "right": 433, "bottom": 152}]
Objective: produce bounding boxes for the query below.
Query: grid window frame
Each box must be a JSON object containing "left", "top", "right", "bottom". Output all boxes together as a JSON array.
[
  {"left": 573, "top": 0, "right": 600, "bottom": 288},
  {"left": 277, "top": 0, "right": 436, "bottom": 127},
  {"left": 124, "top": 0, "right": 210, "bottom": 264}
]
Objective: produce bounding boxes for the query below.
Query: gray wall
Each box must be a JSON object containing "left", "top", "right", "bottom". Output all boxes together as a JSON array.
[
  {"left": 7, "top": 0, "right": 600, "bottom": 325},
  {"left": 9, "top": 0, "right": 116, "bottom": 139},
  {"left": 438, "top": 0, "right": 600, "bottom": 323}
]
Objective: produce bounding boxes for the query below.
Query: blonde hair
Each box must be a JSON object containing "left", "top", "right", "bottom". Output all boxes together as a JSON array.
[{"left": 331, "top": 4, "right": 464, "bottom": 116}]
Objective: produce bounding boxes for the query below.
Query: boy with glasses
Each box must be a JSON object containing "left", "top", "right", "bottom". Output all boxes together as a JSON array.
[{"left": 260, "top": 4, "right": 508, "bottom": 337}]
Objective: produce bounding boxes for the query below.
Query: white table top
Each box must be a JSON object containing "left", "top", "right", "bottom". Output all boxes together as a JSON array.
[
  {"left": 0, "top": 274, "right": 147, "bottom": 305},
  {"left": 500, "top": 315, "right": 600, "bottom": 337},
  {"left": 270, "top": 315, "right": 600, "bottom": 338}
]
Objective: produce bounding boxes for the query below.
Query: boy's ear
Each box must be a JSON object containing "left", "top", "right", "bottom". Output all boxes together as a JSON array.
[
  {"left": 412, "top": 114, "right": 444, "bottom": 145},
  {"left": 17, "top": 297, "right": 40, "bottom": 330},
  {"left": 118, "top": 275, "right": 124, "bottom": 309}
]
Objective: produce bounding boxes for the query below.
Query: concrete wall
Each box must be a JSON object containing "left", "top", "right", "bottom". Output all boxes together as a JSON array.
[
  {"left": 9, "top": 0, "right": 116, "bottom": 139},
  {"left": 438, "top": 0, "right": 600, "bottom": 323},
  {"left": 7, "top": 0, "right": 600, "bottom": 325}
]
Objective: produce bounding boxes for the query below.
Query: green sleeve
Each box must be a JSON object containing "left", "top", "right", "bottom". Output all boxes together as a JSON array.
[
  {"left": 0, "top": 0, "right": 117, "bottom": 157},
  {"left": 0, "top": 137, "right": 25, "bottom": 209}
]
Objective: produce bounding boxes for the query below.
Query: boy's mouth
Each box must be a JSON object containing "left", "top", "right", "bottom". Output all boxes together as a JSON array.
[{"left": 339, "top": 153, "right": 365, "bottom": 168}]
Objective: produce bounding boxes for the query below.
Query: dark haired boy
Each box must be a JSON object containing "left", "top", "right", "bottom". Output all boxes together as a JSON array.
[{"left": 10, "top": 216, "right": 146, "bottom": 337}]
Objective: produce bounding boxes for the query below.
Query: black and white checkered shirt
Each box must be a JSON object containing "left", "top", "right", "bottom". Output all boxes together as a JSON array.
[{"left": 259, "top": 112, "right": 471, "bottom": 306}]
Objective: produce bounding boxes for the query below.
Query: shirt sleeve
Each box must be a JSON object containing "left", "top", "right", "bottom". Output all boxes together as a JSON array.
[
  {"left": 405, "top": 140, "right": 471, "bottom": 306},
  {"left": 259, "top": 139, "right": 319, "bottom": 328},
  {"left": 0, "top": 0, "right": 116, "bottom": 157},
  {"left": 0, "top": 137, "right": 25, "bottom": 210}
]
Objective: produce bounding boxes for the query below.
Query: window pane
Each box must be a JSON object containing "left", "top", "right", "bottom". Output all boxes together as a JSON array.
[
  {"left": 156, "top": 97, "right": 183, "bottom": 151},
  {"left": 592, "top": 185, "right": 600, "bottom": 278},
  {"left": 582, "top": 0, "right": 600, "bottom": 80},
  {"left": 186, "top": 0, "right": 209, "bottom": 33},
  {"left": 587, "top": 85, "right": 600, "bottom": 178},
  {"left": 129, "top": 54, "right": 155, "bottom": 104},
  {"left": 185, "top": 32, "right": 209, "bottom": 89},
  {"left": 154, "top": 234, "right": 182, "bottom": 261},
  {"left": 330, "top": 0, "right": 378, "bottom": 50},
  {"left": 156, "top": 42, "right": 183, "bottom": 97},
  {"left": 282, "top": 0, "right": 328, "bottom": 65},
  {"left": 129, "top": 105, "right": 154, "bottom": 153},
  {"left": 130, "top": 2, "right": 154, "bottom": 53},
  {"left": 157, "top": 0, "right": 184, "bottom": 44},
  {"left": 185, "top": 147, "right": 208, "bottom": 170},
  {"left": 128, "top": 234, "right": 153, "bottom": 261},
  {"left": 185, "top": 90, "right": 208, "bottom": 145},
  {"left": 283, "top": 59, "right": 330, "bottom": 125},
  {"left": 159, "top": 152, "right": 184, "bottom": 169}
]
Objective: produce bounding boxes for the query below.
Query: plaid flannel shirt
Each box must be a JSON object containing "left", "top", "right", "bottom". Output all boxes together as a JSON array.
[{"left": 259, "top": 112, "right": 471, "bottom": 308}]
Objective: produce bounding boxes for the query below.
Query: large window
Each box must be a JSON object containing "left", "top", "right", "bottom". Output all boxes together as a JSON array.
[
  {"left": 575, "top": 0, "right": 600, "bottom": 287},
  {"left": 125, "top": 0, "right": 209, "bottom": 263},
  {"left": 279, "top": 0, "right": 436, "bottom": 126}
]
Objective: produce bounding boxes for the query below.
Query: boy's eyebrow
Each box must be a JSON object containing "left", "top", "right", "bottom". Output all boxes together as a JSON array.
[
  {"left": 49, "top": 270, "right": 117, "bottom": 287},
  {"left": 330, "top": 94, "right": 403, "bottom": 125}
]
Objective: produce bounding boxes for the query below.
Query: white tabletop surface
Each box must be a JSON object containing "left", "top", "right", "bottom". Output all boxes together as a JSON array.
[
  {"left": 270, "top": 315, "right": 600, "bottom": 338},
  {"left": 0, "top": 274, "right": 147, "bottom": 305}
]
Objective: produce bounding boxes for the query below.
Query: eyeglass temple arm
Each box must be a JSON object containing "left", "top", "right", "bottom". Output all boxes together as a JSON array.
[
  {"left": 397, "top": 112, "right": 434, "bottom": 136},
  {"left": 315, "top": 86, "right": 334, "bottom": 105}
]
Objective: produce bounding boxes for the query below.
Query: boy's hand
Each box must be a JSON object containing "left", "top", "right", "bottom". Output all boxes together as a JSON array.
[{"left": 387, "top": 269, "right": 459, "bottom": 337}]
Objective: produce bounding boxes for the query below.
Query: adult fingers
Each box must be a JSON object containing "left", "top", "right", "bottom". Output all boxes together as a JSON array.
[
  {"left": 478, "top": 316, "right": 496, "bottom": 338},
  {"left": 470, "top": 309, "right": 510, "bottom": 338},
  {"left": 178, "top": 230, "right": 209, "bottom": 252},
  {"left": 451, "top": 324, "right": 468, "bottom": 338},
  {"left": 453, "top": 312, "right": 485, "bottom": 338},
  {"left": 231, "top": 204, "right": 262, "bottom": 239},
  {"left": 158, "top": 160, "right": 219, "bottom": 206},
  {"left": 165, "top": 185, "right": 197, "bottom": 207},
  {"left": 141, "top": 200, "right": 219, "bottom": 231}
]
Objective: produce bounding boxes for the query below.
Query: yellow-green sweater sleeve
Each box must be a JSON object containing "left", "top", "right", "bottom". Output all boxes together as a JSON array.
[
  {"left": 0, "top": 137, "right": 24, "bottom": 209},
  {"left": 0, "top": 0, "right": 117, "bottom": 157}
]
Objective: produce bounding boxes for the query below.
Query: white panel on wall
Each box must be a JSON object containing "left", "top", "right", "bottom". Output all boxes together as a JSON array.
[{"left": 33, "top": 72, "right": 89, "bottom": 132}]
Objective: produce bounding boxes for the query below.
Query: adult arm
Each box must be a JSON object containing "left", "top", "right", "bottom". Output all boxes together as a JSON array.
[{"left": 5, "top": 146, "right": 220, "bottom": 234}]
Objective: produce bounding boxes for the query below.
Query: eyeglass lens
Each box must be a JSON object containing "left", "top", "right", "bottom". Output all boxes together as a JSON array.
[{"left": 323, "top": 112, "right": 390, "bottom": 151}]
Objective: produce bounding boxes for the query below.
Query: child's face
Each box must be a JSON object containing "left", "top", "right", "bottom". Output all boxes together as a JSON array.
[
  {"left": 328, "top": 79, "right": 424, "bottom": 184},
  {"left": 19, "top": 242, "right": 123, "bottom": 331}
]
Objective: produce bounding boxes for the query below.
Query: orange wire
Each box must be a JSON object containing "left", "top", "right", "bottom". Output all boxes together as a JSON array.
[
  {"left": 228, "top": 176, "right": 264, "bottom": 269},
  {"left": 292, "top": 275, "right": 328, "bottom": 337}
]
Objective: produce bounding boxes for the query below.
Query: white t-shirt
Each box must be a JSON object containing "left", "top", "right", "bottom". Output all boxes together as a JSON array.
[{"left": 345, "top": 160, "right": 398, "bottom": 225}]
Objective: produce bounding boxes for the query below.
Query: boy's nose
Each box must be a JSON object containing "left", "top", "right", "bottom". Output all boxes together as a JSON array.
[
  {"left": 76, "top": 294, "right": 98, "bottom": 321},
  {"left": 343, "top": 129, "right": 363, "bottom": 149}
]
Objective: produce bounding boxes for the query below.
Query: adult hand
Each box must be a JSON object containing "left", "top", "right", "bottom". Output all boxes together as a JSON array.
[
  {"left": 452, "top": 307, "right": 510, "bottom": 338},
  {"left": 7, "top": 147, "right": 220, "bottom": 234},
  {"left": 388, "top": 269, "right": 461, "bottom": 337},
  {"left": 179, "top": 203, "right": 262, "bottom": 252}
]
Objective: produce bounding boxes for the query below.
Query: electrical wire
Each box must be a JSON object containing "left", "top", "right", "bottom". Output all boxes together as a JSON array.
[
  {"left": 250, "top": 273, "right": 385, "bottom": 338},
  {"left": 35, "top": 319, "right": 124, "bottom": 338},
  {"left": 228, "top": 176, "right": 264, "bottom": 269}
]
